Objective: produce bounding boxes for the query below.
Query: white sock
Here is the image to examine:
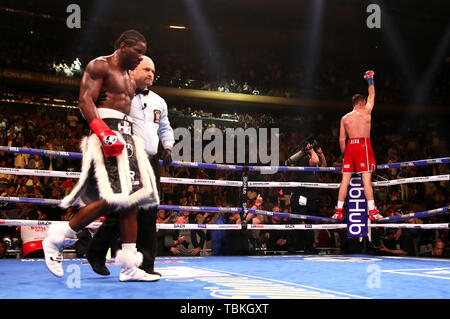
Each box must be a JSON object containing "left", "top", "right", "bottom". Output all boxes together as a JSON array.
[
  {"left": 65, "top": 224, "right": 77, "bottom": 237},
  {"left": 367, "top": 200, "right": 375, "bottom": 210},
  {"left": 337, "top": 201, "right": 344, "bottom": 209},
  {"left": 122, "top": 243, "right": 136, "bottom": 251}
]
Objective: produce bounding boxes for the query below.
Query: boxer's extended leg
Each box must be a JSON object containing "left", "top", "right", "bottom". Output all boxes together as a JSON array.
[
  {"left": 69, "top": 199, "right": 111, "bottom": 231},
  {"left": 42, "top": 222, "right": 78, "bottom": 277},
  {"left": 332, "top": 173, "right": 352, "bottom": 220},
  {"left": 361, "top": 172, "right": 383, "bottom": 220},
  {"left": 337, "top": 173, "right": 352, "bottom": 202},
  {"left": 43, "top": 199, "right": 110, "bottom": 277},
  {"left": 119, "top": 205, "right": 138, "bottom": 244},
  {"left": 115, "top": 206, "right": 160, "bottom": 282},
  {"left": 361, "top": 172, "right": 375, "bottom": 201}
]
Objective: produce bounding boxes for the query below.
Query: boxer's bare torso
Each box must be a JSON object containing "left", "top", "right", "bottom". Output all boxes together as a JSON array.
[
  {"left": 78, "top": 41, "right": 146, "bottom": 122},
  {"left": 339, "top": 84, "right": 375, "bottom": 154},
  {"left": 340, "top": 105, "right": 372, "bottom": 139}
]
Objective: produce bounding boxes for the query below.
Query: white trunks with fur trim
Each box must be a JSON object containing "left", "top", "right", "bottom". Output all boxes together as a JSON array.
[{"left": 60, "top": 108, "right": 159, "bottom": 210}]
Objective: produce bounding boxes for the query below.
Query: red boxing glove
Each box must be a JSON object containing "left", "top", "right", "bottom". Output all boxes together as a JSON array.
[
  {"left": 89, "top": 118, "right": 124, "bottom": 157},
  {"left": 364, "top": 70, "right": 374, "bottom": 85}
]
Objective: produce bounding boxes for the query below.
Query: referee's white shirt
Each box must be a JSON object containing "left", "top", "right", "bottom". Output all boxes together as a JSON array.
[{"left": 129, "top": 90, "right": 175, "bottom": 156}]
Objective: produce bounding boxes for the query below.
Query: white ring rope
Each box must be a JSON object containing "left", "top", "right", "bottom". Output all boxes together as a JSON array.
[
  {"left": 1, "top": 219, "right": 448, "bottom": 230},
  {"left": 0, "top": 167, "right": 447, "bottom": 188},
  {"left": 0, "top": 151, "right": 448, "bottom": 233}
]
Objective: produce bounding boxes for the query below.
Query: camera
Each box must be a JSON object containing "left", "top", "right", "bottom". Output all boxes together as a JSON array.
[
  {"left": 372, "top": 236, "right": 387, "bottom": 249},
  {"left": 305, "top": 139, "right": 320, "bottom": 152},
  {"left": 371, "top": 228, "right": 396, "bottom": 250},
  {"left": 285, "top": 136, "right": 321, "bottom": 166}
]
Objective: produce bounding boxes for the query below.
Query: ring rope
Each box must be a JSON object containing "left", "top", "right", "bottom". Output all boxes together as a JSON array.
[
  {"left": 375, "top": 206, "right": 450, "bottom": 223},
  {"left": 0, "top": 219, "right": 448, "bottom": 230},
  {"left": 0, "top": 145, "right": 448, "bottom": 172},
  {"left": 1, "top": 196, "right": 448, "bottom": 224},
  {"left": 0, "top": 196, "right": 337, "bottom": 222},
  {"left": 0, "top": 145, "right": 448, "bottom": 232},
  {"left": 0, "top": 167, "right": 447, "bottom": 189}
]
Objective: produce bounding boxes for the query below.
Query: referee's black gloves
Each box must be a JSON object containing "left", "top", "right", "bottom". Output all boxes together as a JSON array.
[{"left": 161, "top": 148, "right": 172, "bottom": 166}]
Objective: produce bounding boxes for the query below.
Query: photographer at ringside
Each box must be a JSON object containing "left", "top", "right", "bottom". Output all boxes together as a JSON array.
[
  {"left": 286, "top": 136, "right": 327, "bottom": 253},
  {"left": 371, "top": 207, "right": 416, "bottom": 257}
]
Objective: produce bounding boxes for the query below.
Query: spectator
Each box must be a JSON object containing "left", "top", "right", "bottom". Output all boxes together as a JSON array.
[
  {"left": 165, "top": 215, "right": 205, "bottom": 256},
  {"left": 66, "top": 111, "right": 79, "bottom": 128},
  {"left": 27, "top": 154, "right": 44, "bottom": 170},
  {"left": 0, "top": 160, "right": 12, "bottom": 192},
  {"left": 60, "top": 178, "right": 75, "bottom": 196},
  {"left": 260, "top": 213, "right": 296, "bottom": 254},
  {"left": 421, "top": 239, "right": 447, "bottom": 258},
  {"left": 155, "top": 210, "right": 172, "bottom": 257},
  {"left": 156, "top": 209, "right": 171, "bottom": 224},
  {"left": 210, "top": 213, "right": 228, "bottom": 256},
  {"left": 371, "top": 227, "right": 410, "bottom": 257},
  {"left": 14, "top": 151, "right": 29, "bottom": 169},
  {"left": 25, "top": 176, "right": 43, "bottom": 192},
  {"left": 0, "top": 240, "right": 6, "bottom": 258},
  {"left": 61, "top": 207, "right": 76, "bottom": 221},
  {"left": 0, "top": 68, "right": 447, "bottom": 258}
]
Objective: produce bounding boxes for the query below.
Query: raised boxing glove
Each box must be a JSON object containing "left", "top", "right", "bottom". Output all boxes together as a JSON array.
[{"left": 364, "top": 70, "right": 374, "bottom": 85}]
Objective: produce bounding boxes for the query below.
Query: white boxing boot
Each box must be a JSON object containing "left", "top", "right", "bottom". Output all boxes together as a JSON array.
[
  {"left": 42, "top": 223, "right": 78, "bottom": 277},
  {"left": 115, "top": 246, "right": 161, "bottom": 282}
]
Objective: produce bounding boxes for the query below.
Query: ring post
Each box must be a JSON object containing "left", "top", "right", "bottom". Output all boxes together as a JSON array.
[
  {"left": 347, "top": 174, "right": 368, "bottom": 239},
  {"left": 240, "top": 166, "right": 249, "bottom": 229}
]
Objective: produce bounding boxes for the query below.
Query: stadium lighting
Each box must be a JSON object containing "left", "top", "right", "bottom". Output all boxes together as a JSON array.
[{"left": 169, "top": 25, "right": 187, "bottom": 30}]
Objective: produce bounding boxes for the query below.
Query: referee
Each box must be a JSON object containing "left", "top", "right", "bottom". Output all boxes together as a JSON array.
[{"left": 85, "top": 56, "right": 174, "bottom": 278}]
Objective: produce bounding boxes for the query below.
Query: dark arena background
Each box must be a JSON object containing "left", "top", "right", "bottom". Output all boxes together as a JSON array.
[{"left": 0, "top": 0, "right": 449, "bottom": 312}]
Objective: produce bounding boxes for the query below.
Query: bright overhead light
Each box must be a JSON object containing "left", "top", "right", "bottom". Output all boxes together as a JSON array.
[{"left": 169, "top": 25, "right": 187, "bottom": 30}]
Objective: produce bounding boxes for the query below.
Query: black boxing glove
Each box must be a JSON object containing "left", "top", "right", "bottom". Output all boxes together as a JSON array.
[{"left": 161, "top": 148, "right": 172, "bottom": 166}]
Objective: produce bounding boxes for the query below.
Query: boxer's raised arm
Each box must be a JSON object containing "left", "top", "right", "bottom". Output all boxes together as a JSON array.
[{"left": 364, "top": 70, "right": 375, "bottom": 112}]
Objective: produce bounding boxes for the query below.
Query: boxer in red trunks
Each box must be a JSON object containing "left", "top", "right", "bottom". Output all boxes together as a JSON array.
[{"left": 331, "top": 70, "right": 383, "bottom": 221}]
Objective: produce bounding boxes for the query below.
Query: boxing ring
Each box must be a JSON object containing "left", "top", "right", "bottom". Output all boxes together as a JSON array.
[
  {"left": 0, "top": 145, "right": 449, "bottom": 299},
  {"left": 3, "top": 255, "right": 450, "bottom": 299}
]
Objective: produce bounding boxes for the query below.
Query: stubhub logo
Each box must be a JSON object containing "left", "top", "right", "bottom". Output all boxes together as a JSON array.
[{"left": 347, "top": 174, "right": 368, "bottom": 237}]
